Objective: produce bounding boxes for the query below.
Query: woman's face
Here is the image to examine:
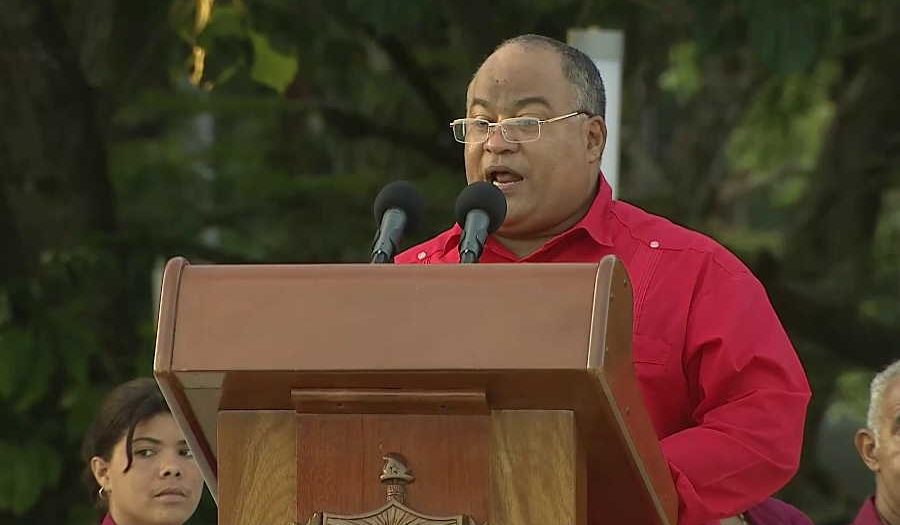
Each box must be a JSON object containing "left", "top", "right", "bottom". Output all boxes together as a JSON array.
[{"left": 91, "top": 413, "right": 203, "bottom": 525}]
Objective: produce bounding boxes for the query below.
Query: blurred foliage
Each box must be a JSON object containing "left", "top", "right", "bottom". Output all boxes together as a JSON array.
[
  {"left": 0, "top": 0, "right": 898, "bottom": 524},
  {"left": 826, "top": 369, "right": 876, "bottom": 424}
]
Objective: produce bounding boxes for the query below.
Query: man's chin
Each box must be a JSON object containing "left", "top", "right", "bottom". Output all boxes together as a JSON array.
[{"left": 494, "top": 217, "right": 533, "bottom": 239}]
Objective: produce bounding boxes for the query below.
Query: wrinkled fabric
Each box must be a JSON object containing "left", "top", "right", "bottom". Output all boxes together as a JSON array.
[
  {"left": 847, "top": 497, "right": 883, "bottom": 525},
  {"left": 396, "top": 175, "right": 811, "bottom": 525},
  {"left": 744, "top": 498, "right": 814, "bottom": 524}
]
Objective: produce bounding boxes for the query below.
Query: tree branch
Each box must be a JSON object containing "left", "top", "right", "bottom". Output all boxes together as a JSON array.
[
  {"left": 319, "top": 103, "right": 461, "bottom": 168},
  {"left": 323, "top": 4, "right": 455, "bottom": 130}
]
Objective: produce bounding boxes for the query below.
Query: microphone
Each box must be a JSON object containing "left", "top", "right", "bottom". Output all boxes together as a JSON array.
[
  {"left": 371, "top": 181, "right": 425, "bottom": 264},
  {"left": 454, "top": 181, "right": 507, "bottom": 264}
]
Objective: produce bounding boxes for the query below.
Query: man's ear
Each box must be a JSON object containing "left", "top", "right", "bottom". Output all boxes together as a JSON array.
[
  {"left": 586, "top": 116, "right": 607, "bottom": 165},
  {"left": 91, "top": 456, "right": 111, "bottom": 489},
  {"left": 854, "top": 428, "right": 880, "bottom": 472}
]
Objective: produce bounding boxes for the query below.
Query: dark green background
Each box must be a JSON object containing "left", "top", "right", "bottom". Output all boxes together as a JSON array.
[{"left": 1, "top": 1, "right": 898, "bottom": 523}]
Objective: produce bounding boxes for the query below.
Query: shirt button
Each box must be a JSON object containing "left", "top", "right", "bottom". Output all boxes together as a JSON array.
[
  {"left": 416, "top": 251, "right": 427, "bottom": 261},
  {"left": 649, "top": 240, "right": 660, "bottom": 249}
]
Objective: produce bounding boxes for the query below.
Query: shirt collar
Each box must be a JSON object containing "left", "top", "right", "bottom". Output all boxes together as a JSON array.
[
  {"left": 571, "top": 172, "right": 614, "bottom": 247},
  {"left": 440, "top": 223, "right": 464, "bottom": 255},
  {"left": 440, "top": 172, "right": 614, "bottom": 255}
]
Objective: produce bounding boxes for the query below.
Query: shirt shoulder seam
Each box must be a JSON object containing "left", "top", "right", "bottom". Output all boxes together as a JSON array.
[{"left": 609, "top": 201, "right": 751, "bottom": 279}]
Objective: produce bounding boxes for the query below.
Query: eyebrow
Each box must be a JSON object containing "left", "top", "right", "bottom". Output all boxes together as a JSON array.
[
  {"left": 132, "top": 437, "right": 188, "bottom": 446},
  {"left": 470, "top": 96, "right": 553, "bottom": 112}
]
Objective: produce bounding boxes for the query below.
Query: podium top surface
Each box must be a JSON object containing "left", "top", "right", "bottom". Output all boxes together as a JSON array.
[{"left": 155, "top": 260, "right": 623, "bottom": 375}]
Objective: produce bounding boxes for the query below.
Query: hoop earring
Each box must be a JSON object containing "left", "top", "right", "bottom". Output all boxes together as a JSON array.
[{"left": 98, "top": 486, "right": 108, "bottom": 500}]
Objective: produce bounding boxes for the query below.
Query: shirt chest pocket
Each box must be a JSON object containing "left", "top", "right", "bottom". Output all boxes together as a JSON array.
[{"left": 632, "top": 333, "right": 672, "bottom": 367}]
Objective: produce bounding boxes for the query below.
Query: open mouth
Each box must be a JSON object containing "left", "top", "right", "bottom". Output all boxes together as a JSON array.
[{"left": 486, "top": 167, "right": 524, "bottom": 192}]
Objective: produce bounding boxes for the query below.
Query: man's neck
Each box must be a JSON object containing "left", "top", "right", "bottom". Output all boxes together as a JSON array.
[
  {"left": 492, "top": 234, "right": 555, "bottom": 259},
  {"left": 493, "top": 196, "right": 597, "bottom": 259},
  {"left": 876, "top": 490, "right": 900, "bottom": 525}
]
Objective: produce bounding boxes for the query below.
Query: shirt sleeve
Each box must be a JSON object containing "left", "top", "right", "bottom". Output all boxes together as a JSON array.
[{"left": 661, "top": 269, "right": 811, "bottom": 525}]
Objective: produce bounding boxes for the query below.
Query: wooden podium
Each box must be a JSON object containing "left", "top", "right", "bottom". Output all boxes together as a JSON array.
[{"left": 153, "top": 256, "right": 678, "bottom": 525}]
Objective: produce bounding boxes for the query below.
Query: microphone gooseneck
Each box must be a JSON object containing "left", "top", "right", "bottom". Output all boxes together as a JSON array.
[
  {"left": 454, "top": 181, "right": 507, "bottom": 264},
  {"left": 371, "top": 181, "right": 425, "bottom": 264}
]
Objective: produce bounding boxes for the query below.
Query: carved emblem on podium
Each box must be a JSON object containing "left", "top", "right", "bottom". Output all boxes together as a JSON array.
[{"left": 305, "top": 454, "right": 478, "bottom": 525}]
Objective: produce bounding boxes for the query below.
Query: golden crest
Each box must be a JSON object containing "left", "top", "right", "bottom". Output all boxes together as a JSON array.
[{"left": 303, "top": 454, "right": 480, "bottom": 525}]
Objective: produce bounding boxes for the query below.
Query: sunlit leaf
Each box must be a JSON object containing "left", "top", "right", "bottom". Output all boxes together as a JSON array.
[
  {"left": 249, "top": 30, "right": 298, "bottom": 94},
  {"left": 659, "top": 42, "right": 702, "bottom": 103}
]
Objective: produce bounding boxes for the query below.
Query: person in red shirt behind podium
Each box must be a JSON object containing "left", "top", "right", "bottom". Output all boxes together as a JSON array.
[
  {"left": 395, "top": 34, "right": 811, "bottom": 525},
  {"left": 849, "top": 360, "right": 900, "bottom": 525},
  {"left": 81, "top": 378, "right": 203, "bottom": 525}
]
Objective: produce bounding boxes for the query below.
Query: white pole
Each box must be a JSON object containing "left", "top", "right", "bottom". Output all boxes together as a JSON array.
[{"left": 568, "top": 28, "right": 625, "bottom": 198}]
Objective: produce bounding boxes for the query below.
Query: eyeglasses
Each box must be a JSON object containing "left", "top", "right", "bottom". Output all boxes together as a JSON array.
[{"left": 449, "top": 111, "right": 588, "bottom": 144}]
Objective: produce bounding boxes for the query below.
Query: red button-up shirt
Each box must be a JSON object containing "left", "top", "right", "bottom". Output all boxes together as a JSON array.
[{"left": 396, "top": 176, "right": 811, "bottom": 525}]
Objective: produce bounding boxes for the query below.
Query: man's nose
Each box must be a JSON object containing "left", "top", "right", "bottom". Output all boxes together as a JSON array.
[{"left": 483, "top": 125, "right": 516, "bottom": 154}]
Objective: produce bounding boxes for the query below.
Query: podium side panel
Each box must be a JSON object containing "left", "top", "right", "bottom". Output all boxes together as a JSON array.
[
  {"left": 490, "top": 410, "right": 585, "bottom": 525},
  {"left": 218, "top": 411, "right": 296, "bottom": 525},
  {"left": 596, "top": 261, "right": 678, "bottom": 524}
]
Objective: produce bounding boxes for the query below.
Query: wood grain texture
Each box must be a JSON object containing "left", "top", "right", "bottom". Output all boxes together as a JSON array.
[
  {"left": 183, "top": 387, "right": 222, "bottom": 457},
  {"left": 218, "top": 411, "right": 296, "bottom": 525},
  {"left": 490, "top": 410, "right": 586, "bottom": 525},
  {"left": 169, "top": 263, "right": 597, "bottom": 372},
  {"left": 291, "top": 388, "right": 488, "bottom": 415},
  {"left": 296, "top": 414, "right": 489, "bottom": 524}
]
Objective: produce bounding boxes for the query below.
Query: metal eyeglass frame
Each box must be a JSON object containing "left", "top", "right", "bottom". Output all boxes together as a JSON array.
[{"left": 449, "top": 111, "right": 588, "bottom": 144}]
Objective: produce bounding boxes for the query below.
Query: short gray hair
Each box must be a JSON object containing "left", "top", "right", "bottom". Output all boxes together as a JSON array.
[
  {"left": 867, "top": 359, "right": 900, "bottom": 442},
  {"left": 493, "top": 34, "right": 607, "bottom": 120}
]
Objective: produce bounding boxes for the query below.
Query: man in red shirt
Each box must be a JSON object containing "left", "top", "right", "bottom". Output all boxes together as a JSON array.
[
  {"left": 395, "top": 34, "right": 811, "bottom": 525},
  {"left": 850, "top": 359, "right": 900, "bottom": 525}
]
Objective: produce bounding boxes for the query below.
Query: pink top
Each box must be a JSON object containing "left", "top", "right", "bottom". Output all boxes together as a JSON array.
[
  {"left": 848, "top": 497, "right": 885, "bottom": 525},
  {"left": 744, "top": 498, "right": 814, "bottom": 525}
]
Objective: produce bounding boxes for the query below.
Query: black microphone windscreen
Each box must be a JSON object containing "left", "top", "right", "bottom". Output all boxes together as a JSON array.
[
  {"left": 454, "top": 181, "right": 507, "bottom": 233},
  {"left": 373, "top": 181, "right": 425, "bottom": 233}
]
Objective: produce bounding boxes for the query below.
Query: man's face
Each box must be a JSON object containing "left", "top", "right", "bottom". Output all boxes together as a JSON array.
[
  {"left": 857, "top": 376, "right": 900, "bottom": 514},
  {"left": 873, "top": 378, "right": 900, "bottom": 507},
  {"left": 463, "top": 44, "right": 605, "bottom": 240}
]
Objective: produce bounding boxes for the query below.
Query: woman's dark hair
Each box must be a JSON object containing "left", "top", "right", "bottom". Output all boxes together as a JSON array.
[{"left": 81, "top": 377, "right": 170, "bottom": 508}]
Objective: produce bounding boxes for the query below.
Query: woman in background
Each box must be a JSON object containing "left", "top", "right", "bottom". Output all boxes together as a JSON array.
[{"left": 81, "top": 378, "right": 203, "bottom": 525}]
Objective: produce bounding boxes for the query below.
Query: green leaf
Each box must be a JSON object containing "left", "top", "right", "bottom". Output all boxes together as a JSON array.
[
  {"left": 0, "top": 327, "right": 33, "bottom": 400},
  {"left": 14, "top": 339, "right": 53, "bottom": 412},
  {"left": 204, "top": 5, "right": 246, "bottom": 39},
  {"left": 659, "top": 41, "right": 702, "bottom": 104},
  {"left": 0, "top": 441, "right": 62, "bottom": 515},
  {"left": 249, "top": 30, "right": 298, "bottom": 94}
]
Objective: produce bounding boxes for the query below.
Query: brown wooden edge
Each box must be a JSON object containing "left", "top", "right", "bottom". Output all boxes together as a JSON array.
[
  {"left": 152, "top": 256, "right": 186, "bottom": 377},
  {"left": 291, "top": 388, "right": 489, "bottom": 415},
  {"left": 589, "top": 256, "right": 677, "bottom": 524},
  {"left": 152, "top": 257, "right": 220, "bottom": 502}
]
